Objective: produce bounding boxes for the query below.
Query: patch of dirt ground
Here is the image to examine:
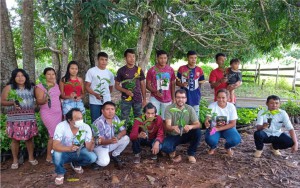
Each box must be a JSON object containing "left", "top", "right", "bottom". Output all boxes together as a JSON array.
[{"left": 1, "top": 126, "right": 300, "bottom": 188}]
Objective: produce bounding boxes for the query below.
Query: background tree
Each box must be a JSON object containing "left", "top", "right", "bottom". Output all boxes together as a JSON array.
[{"left": 0, "top": 0, "right": 18, "bottom": 90}]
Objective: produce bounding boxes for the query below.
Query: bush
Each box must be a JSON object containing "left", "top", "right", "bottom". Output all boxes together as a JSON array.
[
  {"left": 200, "top": 65, "right": 213, "bottom": 80},
  {"left": 199, "top": 98, "right": 210, "bottom": 126},
  {"left": 281, "top": 100, "right": 300, "bottom": 116},
  {"left": 236, "top": 108, "right": 259, "bottom": 125}
]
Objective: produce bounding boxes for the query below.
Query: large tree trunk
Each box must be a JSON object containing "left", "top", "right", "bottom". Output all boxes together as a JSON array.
[
  {"left": 136, "top": 11, "right": 158, "bottom": 71},
  {"left": 21, "top": 0, "right": 35, "bottom": 82},
  {"left": 44, "top": 12, "right": 61, "bottom": 81},
  {"left": 89, "top": 26, "right": 100, "bottom": 68},
  {"left": 72, "top": 2, "right": 90, "bottom": 79},
  {"left": 0, "top": 0, "right": 18, "bottom": 89},
  {"left": 61, "top": 33, "right": 69, "bottom": 77}
]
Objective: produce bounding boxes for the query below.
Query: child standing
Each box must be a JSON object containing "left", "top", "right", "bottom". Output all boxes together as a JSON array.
[{"left": 226, "top": 58, "right": 242, "bottom": 103}]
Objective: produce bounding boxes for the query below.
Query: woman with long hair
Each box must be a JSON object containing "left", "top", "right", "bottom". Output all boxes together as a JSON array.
[
  {"left": 1, "top": 68, "right": 38, "bottom": 169},
  {"left": 35, "top": 67, "right": 62, "bottom": 163},
  {"left": 59, "top": 61, "right": 85, "bottom": 116}
]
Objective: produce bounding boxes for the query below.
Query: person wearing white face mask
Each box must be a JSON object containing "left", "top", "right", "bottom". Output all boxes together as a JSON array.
[{"left": 52, "top": 108, "right": 97, "bottom": 185}]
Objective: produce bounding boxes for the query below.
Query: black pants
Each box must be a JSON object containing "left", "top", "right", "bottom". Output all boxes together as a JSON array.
[{"left": 254, "top": 130, "right": 294, "bottom": 150}]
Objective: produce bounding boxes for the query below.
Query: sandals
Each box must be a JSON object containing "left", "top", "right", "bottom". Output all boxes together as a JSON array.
[
  {"left": 29, "top": 159, "right": 39, "bottom": 165},
  {"left": 70, "top": 162, "right": 84, "bottom": 174},
  {"left": 11, "top": 163, "right": 19, "bottom": 169},
  {"left": 55, "top": 176, "right": 64, "bottom": 185}
]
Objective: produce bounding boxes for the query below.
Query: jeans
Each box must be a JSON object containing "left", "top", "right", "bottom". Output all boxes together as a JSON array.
[
  {"left": 149, "top": 97, "right": 172, "bottom": 120},
  {"left": 53, "top": 147, "right": 97, "bottom": 175},
  {"left": 132, "top": 138, "right": 162, "bottom": 154},
  {"left": 90, "top": 104, "right": 102, "bottom": 123},
  {"left": 205, "top": 127, "right": 241, "bottom": 149},
  {"left": 254, "top": 130, "right": 294, "bottom": 150},
  {"left": 94, "top": 135, "right": 130, "bottom": 166},
  {"left": 120, "top": 100, "right": 142, "bottom": 123},
  {"left": 161, "top": 128, "right": 201, "bottom": 156}
]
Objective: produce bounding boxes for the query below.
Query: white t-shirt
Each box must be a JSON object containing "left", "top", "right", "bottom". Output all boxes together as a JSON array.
[
  {"left": 85, "top": 66, "right": 115, "bottom": 105},
  {"left": 256, "top": 109, "right": 294, "bottom": 137},
  {"left": 53, "top": 120, "right": 92, "bottom": 147},
  {"left": 208, "top": 102, "right": 238, "bottom": 127}
]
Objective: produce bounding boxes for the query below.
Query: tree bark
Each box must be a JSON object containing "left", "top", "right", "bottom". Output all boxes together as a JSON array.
[
  {"left": 61, "top": 33, "right": 69, "bottom": 77},
  {"left": 0, "top": 0, "right": 18, "bottom": 90},
  {"left": 136, "top": 11, "right": 158, "bottom": 71},
  {"left": 21, "top": 0, "right": 35, "bottom": 82},
  {"left": 44, "top": 11, "right": 61, "bottom": 81},
  {"left": 89, "top": 26, "right": 100, "bottom": 68},
  {"left": 72, "top": 2, "right": 90, "bottom": 79}
]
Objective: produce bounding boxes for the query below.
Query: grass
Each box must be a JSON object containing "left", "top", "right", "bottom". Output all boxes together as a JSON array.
[{"left": 235, "top": 78, "right": 300, "bottom": 100}]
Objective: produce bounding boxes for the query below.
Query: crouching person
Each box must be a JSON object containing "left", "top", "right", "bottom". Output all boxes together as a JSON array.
[
  {"left": 161, "top": 89, "right": 201, "bottom": 163},
  {"left": 93, "top": 101, "right": 130, "bottom": 169},
  {"left": 254, "top": 95, "right": 298, "bottom": 158},
  {"left": 52, "top": 108, "right": 97, "bottom": 185},
  {"left": 130, "top": 103, "right": 164, "bottom": 163}
]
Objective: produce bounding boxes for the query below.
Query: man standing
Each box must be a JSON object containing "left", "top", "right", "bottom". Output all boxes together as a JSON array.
[
  {"left": 52, "top": 108, "right": 97, "bottom": 185},
  {"left": 254, "top": 95, "right": 298, "bottom": 158},
  {"left": 146, "top": 50, "right": 176, "bottom": 119},
  {"left": 209, "top": 53, "right": 241, "bottom": 103},
  {"left": 177, "top": 51, "right": 205, "bottom": 117},
  {"left": 93, "top": 101, "right": 130, "bottom": 169},
  {"left": 115, "top": 49, "right": 146, "bottom": 122},
  {"left": 85, "top": 52, "right": 115, "bottom": 123},
  {"left": 161, "top": 89, "right": 201, "bottom": 163},
  {"left": 130, "top": 103, "right": 164, "bottom": 163}
]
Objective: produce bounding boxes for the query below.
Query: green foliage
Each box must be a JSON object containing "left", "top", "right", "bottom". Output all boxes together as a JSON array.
[
  {"left": 169, "top": 108, "right": 188, "bottom": 128},
  {"left": 112, "top": 120, "right": 126, "bottom": 134},
  {"left": 94, "top": 75, "right": 111, "bottom": 96},
  {"left": 7, "top": 89, "right": 23, "bottom": 103},
  {"left": 75, "top": 130, "right": 86, "bottom": 146},
  {"left": 281, "top": 100, "right": 300, "bottom": 116},
  {"left": 115, "top": 102, "right": 135, "bottom": 133},
  {"left": 0, "top": 114, "right": 10, "bottom": 152},
  {"left": 135, "top": 115, "right": 156, "bottom": 132},
  {"left": 236, "top": 108, "right": 259, "bottom": 125},
  {"left": 200, "top": 65, "right": 213, "bottom": 80},
  {"left": 199, "top": 98, "right": 210, "bottom": 125}
]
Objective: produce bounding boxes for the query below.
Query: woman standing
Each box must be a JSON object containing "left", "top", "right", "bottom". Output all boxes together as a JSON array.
[
  {"left": 1, "top": 69, "right": 38, "bottom": 169},
  {"left": 204, "top": 89, "right": 241, "bottom": 156},
  {"left": 59, "top": 61, "right": 85, "bottom": 116},
  {"left": 35, "top": 67, "right": 62, "bottom": 163}
]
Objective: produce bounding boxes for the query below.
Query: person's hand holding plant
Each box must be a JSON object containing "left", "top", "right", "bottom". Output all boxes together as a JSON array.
[{"left": 138, "top": 131, "right": 147, "bottom": 139}]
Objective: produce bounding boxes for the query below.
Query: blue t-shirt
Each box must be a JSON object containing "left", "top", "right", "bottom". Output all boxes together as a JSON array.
[{"left": 177, "top": 65, "right": 205, "bottom": 106}]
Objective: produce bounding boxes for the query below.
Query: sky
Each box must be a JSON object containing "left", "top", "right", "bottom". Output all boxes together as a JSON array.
[{"left": 6, "top": 0, "right": 17, "bottom": 10}]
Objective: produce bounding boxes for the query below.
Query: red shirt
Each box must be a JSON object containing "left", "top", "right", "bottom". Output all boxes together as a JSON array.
[
  {"left": 63, "top": 79, "right": 82, "bottom": 96},
  {"left": 209, "top": 68, "right": 236, "bottom": 103},
  {"left": 130, "top": 115, "right": 164, "bottom": 143}
]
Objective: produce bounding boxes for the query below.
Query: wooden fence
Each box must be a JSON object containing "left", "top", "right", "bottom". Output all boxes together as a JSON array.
[{"left": 241, "top": 61, "right": 300, "bottom": 91}]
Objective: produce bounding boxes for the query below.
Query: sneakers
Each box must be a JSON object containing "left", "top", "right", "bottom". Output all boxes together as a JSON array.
[
  {"left": 270, "top": 145, "right": 282, "bottom": 156},
  {"left": 70, "top": 162, "right": 84, "bottom": 174},
  {"left": 151, "top": 154, "right": 157, "bottom": 160},
  {"left": 133, "top": 153, "right": 141, "bottom": 164},
  {"left": 254, "top": 150, "right": 263, "bottom": 158},
  {"left": 111, "top": 156, "right": 123, "bottom": 169},
  {"left": 188, "top": 156, "right": 196, "bottom": 163},
  {"left": 91, "top": 163, "right": 101, "bottom": 170}
]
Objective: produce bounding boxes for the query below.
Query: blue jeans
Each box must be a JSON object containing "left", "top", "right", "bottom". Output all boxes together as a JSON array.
[
  {"left": 161, "top": 129, "right": 201, "bottom": 156},
  {"left": 205, "top": 127, "right": 241, "bottom": 149},
  {"left": 53, "top": 147, "right": 97, "bottom": 175},
  {"left": 90, "top": 104, "right": 102, "bottom": 123},
  {"left": 132, "top": 138, "right": 162, "bottom": 154},
  {"left": 254, "top": 130, "right": 294, "bottom": 150}
]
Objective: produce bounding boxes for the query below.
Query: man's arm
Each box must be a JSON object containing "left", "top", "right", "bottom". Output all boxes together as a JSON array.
[
  {"left": 164, "top": 119, "right": 180, "bottom": 134},
  {"left": 117, "top": 129, "right": 126, "bottom": 140},
  {"left": 289, "top": 129, "right": 298, "bottom": 152},
  {"left": 115, "top": 81, "right": 132, "bottom": 96},
  {"left": 53, "top": 140, "right": 74, "bottom": 152}
]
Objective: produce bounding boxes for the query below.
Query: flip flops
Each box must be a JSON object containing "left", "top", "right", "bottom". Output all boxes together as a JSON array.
[
  {"left": 29, "top": 159, "right": 39, "bottom": 165},
  {"left": 11, "top": 163, "right": 19, "bottom": 169}
]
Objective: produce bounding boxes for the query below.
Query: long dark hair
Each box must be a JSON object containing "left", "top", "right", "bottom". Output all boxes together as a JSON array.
[
  {"left": 7, "top": 68, "right": 33, "bottom": 90},
  {"left": 61, "top": 61, "right": 79, "bottom": 83}
]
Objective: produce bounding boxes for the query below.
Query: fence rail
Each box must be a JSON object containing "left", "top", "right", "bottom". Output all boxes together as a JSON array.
[{"left": 241, "top": 61, "right": 299, "bottom": 91}]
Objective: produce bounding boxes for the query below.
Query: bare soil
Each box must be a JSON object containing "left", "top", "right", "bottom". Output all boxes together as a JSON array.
[{"left": 1, "top": 125, "right": 299, "bottom": 188}]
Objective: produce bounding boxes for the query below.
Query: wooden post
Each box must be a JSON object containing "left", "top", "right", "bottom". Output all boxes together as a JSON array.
[
  {"left": 275, "top": 66, "right": 279, "bottom": 88},
  {"left": 255, "top": 64, "right": 261, "bottom": 85},
  {"left": 254, "top": 61, "right": 258, "bottom": 83},
  {"left": 292, "top": 61, "right": 298, "bottom": 92}
]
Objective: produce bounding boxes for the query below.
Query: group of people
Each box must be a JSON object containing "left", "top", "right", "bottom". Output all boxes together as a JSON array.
[{"left": 1, "top": 49, "right": 298, "bottom": 185}]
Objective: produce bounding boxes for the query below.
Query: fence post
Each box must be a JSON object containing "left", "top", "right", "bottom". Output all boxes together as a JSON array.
[
  {"left": 275, "top": 66, "right": 279, "bottom": 88},
  {"left": 254, "top": 61, "right": 258, "bottom": 83},
  {"left": 255, "top": 64, "right": 261, "bottom": 85},
  {"left": 292, "top": 61, "right": 298, "bottom": 92}
]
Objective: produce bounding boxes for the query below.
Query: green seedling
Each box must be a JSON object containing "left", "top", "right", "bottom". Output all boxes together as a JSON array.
[
  {"left": 261, "top": 109, "right": 280, "bottom": 128},
  {"left": 7, "top": 89, "right": 23, "bottom": 107},
  {"left": 38, "top": 74, "right": 54, "bottom": 108},
  {"left": 170, "top": 108, "right": 189, "bottom": 136},
  {"left": 135, "top": 115, "right": 156, "bottom": 138},
  {"left": 94, "top": 76, "right": 111, "bottom": 103}
]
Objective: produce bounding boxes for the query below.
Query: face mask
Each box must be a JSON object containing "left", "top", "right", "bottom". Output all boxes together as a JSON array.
[{"left": 74, "top": 120, "right": 84, "bottom": 128}]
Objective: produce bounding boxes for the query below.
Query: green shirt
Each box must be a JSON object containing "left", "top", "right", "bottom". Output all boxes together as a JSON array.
[{"left": 164, "top": 103, "right": 198, "bottom": 135}]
